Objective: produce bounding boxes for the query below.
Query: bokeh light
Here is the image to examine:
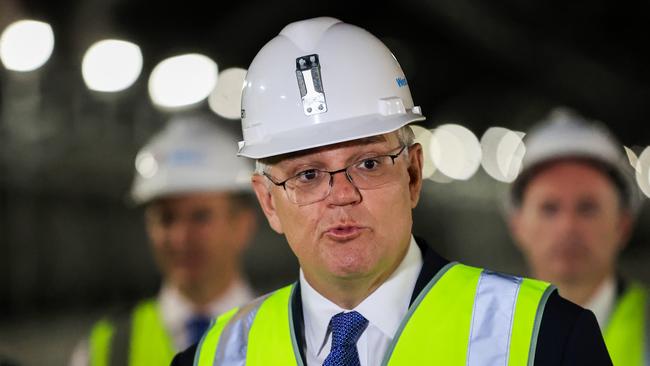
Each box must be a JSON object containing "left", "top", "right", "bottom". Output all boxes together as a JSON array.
[
  {"left": 429, "top": 124, "right": 482, "bottom": 180},
  {"left": 208, "top": 67, "right": 247, "bottom": 119},
  {"left": 411, "top": 125, "right": 436, "bottom": 180},
  {"left": 623, "top": 146, "right": 639, "bottom": 172},
  {"left": 148, "top": 53, "right": 218, "bottom": 108},
  {"left": 0, "top": 20, "right": 54, "bottom": 72},
  {"left": 82, "top": 39, "right": 143, "bottom": 92},
  {"left": 135, "top": 151, "right": 158, "bottom": 179},
  {"left": 635, "top": 146, "right": 650, "bottom": 199},
  {"left": 480, "top": 127, "right": 526, "bottom": 183}
]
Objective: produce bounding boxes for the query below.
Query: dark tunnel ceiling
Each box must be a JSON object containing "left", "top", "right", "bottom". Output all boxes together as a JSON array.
[{"left": 16, "top": 0, "right": 650, "bottom": 145}]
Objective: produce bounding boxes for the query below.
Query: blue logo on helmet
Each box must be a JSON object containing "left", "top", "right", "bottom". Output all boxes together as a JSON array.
[{"left": 396, "top": 77, "right": 408, "bottom": 87}]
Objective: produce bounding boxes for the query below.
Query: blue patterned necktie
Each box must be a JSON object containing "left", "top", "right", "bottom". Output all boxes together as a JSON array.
[
  {"left": 187, "top": 314, "right": 211, "bottom": 345},
  {"left": 323, "top": 311, "right": 369, "bottom": 366}
]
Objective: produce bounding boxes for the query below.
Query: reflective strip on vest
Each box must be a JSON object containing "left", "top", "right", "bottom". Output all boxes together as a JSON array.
[
  {"left": 196, "top": 286, "right": 301, "bottom": 366},
  {"left": 195, "top": 263, "right": 552, "bottom": 365},
  {"left": 89, "top": 299, "right": 176, "bottom": 366},
  {"left": 215, "top": 294, "right": 269, "bottom": 365},
  {"left": 466, "top": 270, "right": 522, "bottom": 365},
  {"left": 604, "top": 283, "right": 649, "bottom": 366}
]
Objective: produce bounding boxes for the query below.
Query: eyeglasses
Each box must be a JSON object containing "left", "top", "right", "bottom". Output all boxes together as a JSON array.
[{"left": 263, "top": 145, "right": 408, "bottom": 205}]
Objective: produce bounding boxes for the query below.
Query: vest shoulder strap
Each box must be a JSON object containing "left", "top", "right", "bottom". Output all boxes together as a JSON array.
[
  {"left": 89, "top": 304, "right": 133, "bottom": 366},
  {"left": 384, "top": 262, "right": 553, "bottom": 366},
  {"left": 129, "top": 298, "right": 176, "bottom": 365},
  {"left": 605, "top": 283, "right": 648, "bottom": 366}
]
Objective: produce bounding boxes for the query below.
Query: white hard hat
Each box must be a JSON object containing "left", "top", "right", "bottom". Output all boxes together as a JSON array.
[
  {"left": 510, "top": 107, "right": 640, "bottom": 212},
  {"left": 237, "top": 17, "right": 425, "bottom": 159},
  {"left": 130, "top": 114, "right": 253, "bottom": 204}
]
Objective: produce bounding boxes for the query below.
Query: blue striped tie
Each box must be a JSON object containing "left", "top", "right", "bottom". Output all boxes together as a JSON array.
[
  {"left": 187, "top": 315, "right": 211, "bottom": 345},
  {"left": 323, "top": 311, "right": 369, "bottom": 366}
]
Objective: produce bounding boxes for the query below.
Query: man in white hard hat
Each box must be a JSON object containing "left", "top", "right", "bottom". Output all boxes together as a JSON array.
[
  {"left": 173, "top": 18, "right": 611, "bottom": 365},
  {"left": 70, "top": 114, "right": 257, "bottom": 366},
  {"left": 508, "top": 108, "right": 646, "bottom": 365}
]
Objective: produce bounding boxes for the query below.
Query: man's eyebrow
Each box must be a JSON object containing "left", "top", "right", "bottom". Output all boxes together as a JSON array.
[
  {"left": 354, "top": 135, "right": 388, "bottom": 144},
  {"left": 264, "top": 134, "right": 391, "bottom": 165}
]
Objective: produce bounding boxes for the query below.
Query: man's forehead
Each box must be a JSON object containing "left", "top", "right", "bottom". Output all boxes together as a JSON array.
[
  {"left": 522, "top": 158, "right": 625, "bottom": 200},
  {"left": 266, "top": 133, "right": 396, "bottom": 165},
  {"left": 530, "top": 158, "right": 613, "bottom": 182},
  {"left": 147, "top": 191, "right": 233, "bottom": 207}
]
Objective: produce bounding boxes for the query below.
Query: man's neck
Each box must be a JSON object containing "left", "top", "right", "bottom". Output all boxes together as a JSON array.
[
  {"left": 179, "top": 271, "right": 243, "bottom": 311},
  {"left": 302, "top": 244, "right": 410, "bottom": 309},
  {"left": 554, "top": 271, "right": 615, "bottom": 307},
  {"left": 306, "top": 272, "right": 393, "bottom": 310}
]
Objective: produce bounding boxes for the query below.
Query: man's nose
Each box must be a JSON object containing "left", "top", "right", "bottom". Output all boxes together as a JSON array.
[
  {"left": 556, "top": 210, "right": 580, "bottom": 235},
  {"left": 327, "top": 170, "right": 361, "bottom": 205},
  {"left": 166, "top": 221, "right": 190, "bottom": 249}
]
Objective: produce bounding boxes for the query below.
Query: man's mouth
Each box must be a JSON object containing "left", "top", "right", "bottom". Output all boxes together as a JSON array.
[{"left": 324, "top": 225, "right": 365, "bottom": 241}]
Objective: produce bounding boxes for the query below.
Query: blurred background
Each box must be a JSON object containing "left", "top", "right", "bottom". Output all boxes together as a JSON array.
[{"left": 1, "top": 0, "right": 649, "bottom": 364}]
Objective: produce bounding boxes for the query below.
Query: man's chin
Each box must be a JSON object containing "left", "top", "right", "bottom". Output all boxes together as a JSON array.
[
  {"left": 172, "top": 271, "right": 205, "bottom": 288},
  {"left": 325, "top": 260, "right": 377, "bottom": 281}
]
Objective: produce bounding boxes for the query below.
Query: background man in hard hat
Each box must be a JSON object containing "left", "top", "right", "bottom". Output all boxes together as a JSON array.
[
  {"left": 173, "top": 18, "right": 611, "bottom": 365},
  {"left": 70, "top": 114, "right": 257, "bottom": 366},
  {"left": 508, "top": 108, "right": 646, "bottom": 365}
]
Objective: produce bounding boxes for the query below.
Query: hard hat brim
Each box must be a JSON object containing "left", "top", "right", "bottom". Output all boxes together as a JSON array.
[{"left": 237, "top": 111, "right": 425, "bottom": 159}]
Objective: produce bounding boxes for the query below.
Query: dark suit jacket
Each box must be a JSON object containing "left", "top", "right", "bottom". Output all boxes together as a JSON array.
[{"left": 172, "top": 238, "right": 612, "bottom": 365}]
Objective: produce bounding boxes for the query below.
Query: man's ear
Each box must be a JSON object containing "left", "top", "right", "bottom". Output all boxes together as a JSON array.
[
  {"left": 230, "top": 207, "right": 257, "bottom": 252},
  {"left": 616, "top": 210, "right": 634, "bottom": 251},
  {"left": 407, "top": 143, "right": 424, "bottom": 208},
  {"left": 508, "top": 209, "right": 527, "bottom": 252},
  {"left": 251, "top": 174, "right": 284, "bottom": 234}
]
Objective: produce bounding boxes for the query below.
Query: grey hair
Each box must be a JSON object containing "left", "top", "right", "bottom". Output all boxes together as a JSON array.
[
  {"left": 396, "top": 125, "right": 415, "bottom": 147},
  {"left": 255, "top": 125, "right": 416, "bottom": 175}
]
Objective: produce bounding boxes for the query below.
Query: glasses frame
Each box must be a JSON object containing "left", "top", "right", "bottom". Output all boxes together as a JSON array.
[{"left": 263, "top": 144, "right": 408, "bottom": 204}]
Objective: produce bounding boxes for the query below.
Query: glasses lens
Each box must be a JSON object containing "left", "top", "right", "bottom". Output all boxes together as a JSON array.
[
  {"left": 285, "top": 171, "right": 331, "bottom": 204},
  {"left": 347, "top": 155, "right": 399, "bottom": 189}
]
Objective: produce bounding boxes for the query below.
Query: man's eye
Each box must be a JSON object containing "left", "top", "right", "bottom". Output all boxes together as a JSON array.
[
  {"left": 296, "top": 169, "right": 319, "bottom": 182},
  {"left": 577, "top": 200, "right": 599, "bottom": 217},
  {"left": 540, "top": 202, "right": 559, "bottom": 217},
  {"left": 358, "top": 158, "right": 381, "bottom": 170},
  {"left": 191, "top": 209, "right": 212, "bottom": 224}
]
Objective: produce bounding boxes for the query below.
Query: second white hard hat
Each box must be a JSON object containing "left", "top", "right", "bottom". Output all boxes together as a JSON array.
[
  {"left": 237, "top": 17, "right": 425, "bottom": 159},
  {"left": 131, "top": 114, "right": 253, "bottom": 204},
  {"left": 510, "top": 107, "right": 640, "bottom": 211}
]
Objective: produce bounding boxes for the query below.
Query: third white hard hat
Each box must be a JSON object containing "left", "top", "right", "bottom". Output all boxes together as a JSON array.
[{"left": 237, "top": 17, "right": 425, "bottom": 159}]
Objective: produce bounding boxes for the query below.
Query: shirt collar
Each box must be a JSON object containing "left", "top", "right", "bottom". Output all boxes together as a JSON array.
[
  {"left": 300, "top": 235, "right": 423, "bottom": 348},
  {"left": 158, "top": 279, "right": 255, "bottom": 335},
  {"left": 583, "top": 275, "right": 617, "bottom": 329}
]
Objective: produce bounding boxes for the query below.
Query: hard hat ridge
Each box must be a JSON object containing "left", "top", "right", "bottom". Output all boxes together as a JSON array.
[{"left": 279, "top": 17, "right": 341, "bottom": 52}]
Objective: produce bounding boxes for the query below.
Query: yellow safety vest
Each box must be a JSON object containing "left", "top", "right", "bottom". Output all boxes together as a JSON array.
[
  {"left": 604, "top": 283, "right": 649, "bottom": 366},
  {"left": 89, "top": 299, "right": 176, "bottom": 366},
  {"left": 194, "top": 262, "right": 554, "bottom": 366}
]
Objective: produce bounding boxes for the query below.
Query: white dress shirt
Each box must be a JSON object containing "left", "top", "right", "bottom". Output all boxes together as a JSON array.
[
  {"left": 583, "top": 275, "right": 616, "bottom": 330},
  {"left": 159, "top": 279, "right": 255, "bottom": 350},
  {"left": 300, "top": 235, "right": 423, "bottom": 366}
]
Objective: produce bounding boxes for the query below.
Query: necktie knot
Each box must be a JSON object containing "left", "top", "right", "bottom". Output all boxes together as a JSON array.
[
  {"left": 329, "top": 311, "right": 369, "bottom": 348},
  {"left": 187, "top": 315, "right": 211, "bottom": 345}
]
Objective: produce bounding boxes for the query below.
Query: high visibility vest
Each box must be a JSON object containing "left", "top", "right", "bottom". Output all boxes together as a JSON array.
[
  {"left": 89, "top": 299, "right": 176, "bottom": 366},
  {"left": 604, "top": 283, "right": 649, "bottom": 366},
  {"left": 194, "top": 262, "right": 554, "bottom": 366}
]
